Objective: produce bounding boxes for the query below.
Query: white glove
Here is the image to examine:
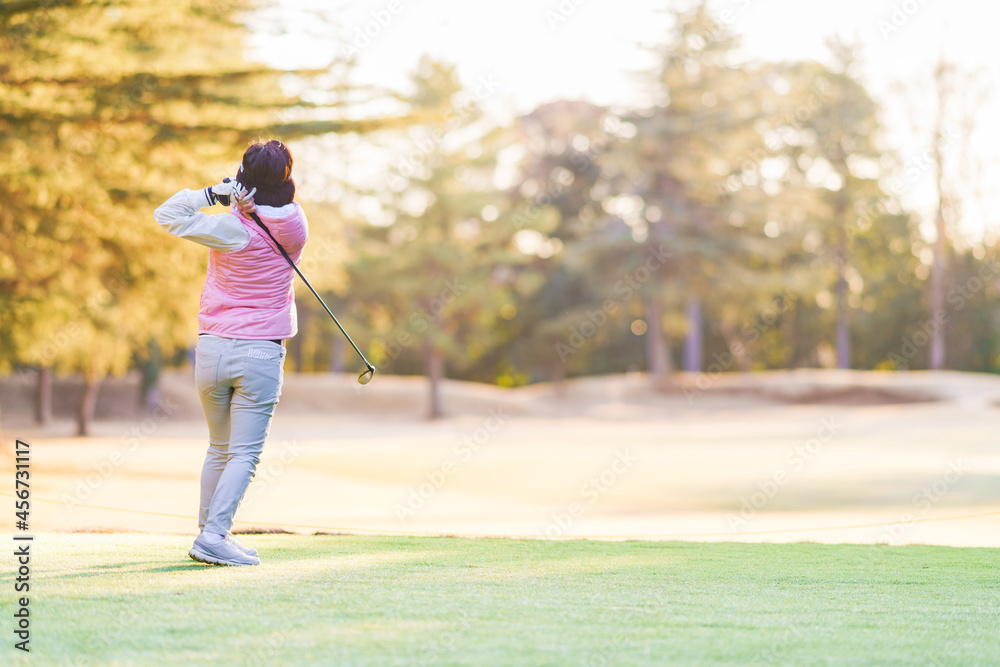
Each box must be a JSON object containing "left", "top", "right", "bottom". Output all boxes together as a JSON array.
[
  {"left": 232, "top": 181, "right": 257, "bottom": 215},
  {"left": 204, "top": 178, "right": 253, "bottom": 206}
]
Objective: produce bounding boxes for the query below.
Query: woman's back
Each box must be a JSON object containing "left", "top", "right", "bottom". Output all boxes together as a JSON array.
[{"left": 200, "top": 202, "right": 309, "bottom": 340}]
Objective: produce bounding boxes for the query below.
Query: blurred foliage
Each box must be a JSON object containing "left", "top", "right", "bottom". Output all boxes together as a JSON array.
[
  {"left": 0, "top": 0, "right": 417, "bottom": 431},
  {"left": 343, "top": 58, "right": 531, "bottom": 417},
  {"left": 2, "top": 0, "right": 999, "bottom": 422}
]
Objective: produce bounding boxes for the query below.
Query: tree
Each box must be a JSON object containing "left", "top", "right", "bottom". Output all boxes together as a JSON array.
[
  {"left": 494, "top": 100, "right": 619, "bottom": 386},
  {"left": 765, "top": 41, "right": 888, "bottom": 369},
  {"left": 347, "top": 58, "right": 521, "bottom": 418},
  {"left": 608, "top": 1, "right": 773, "bottom": 382},
  {"left": 921, "top": 59, "right": 990, "bottom": 369},
  {"left": 0, "top": 1, "right": 263, "bottom": 432},
  {"left": 0, "top": 1, "right": 417, "bottom": 433}
]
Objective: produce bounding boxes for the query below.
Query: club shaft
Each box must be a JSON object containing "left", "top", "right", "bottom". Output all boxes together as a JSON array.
[
  {"left": 289, "top": 261, "right": 372, "bottom": 370},
  {"left": 249, "top": 212, "right": 373, "bottom": 371}
]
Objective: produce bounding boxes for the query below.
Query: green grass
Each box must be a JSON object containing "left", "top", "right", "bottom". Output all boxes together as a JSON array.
[{"left": 4, "top": 534, "right": 998, "bottom": 666}]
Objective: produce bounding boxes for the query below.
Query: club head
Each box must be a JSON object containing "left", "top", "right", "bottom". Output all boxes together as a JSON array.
[{"left": 358, "top": 367, "right": 374, "bottom": 385}]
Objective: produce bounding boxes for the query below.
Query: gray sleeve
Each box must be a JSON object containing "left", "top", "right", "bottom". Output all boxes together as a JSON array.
[{"left": 153, "top": 189, "right": 250, "bottom": 252}]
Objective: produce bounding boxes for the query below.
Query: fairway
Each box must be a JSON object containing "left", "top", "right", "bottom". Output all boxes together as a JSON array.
[
  {"left": 6, "top": 370, "right": 1000, "bottom": 546},
  {"left": 5, "top": 533, "right": 998, "bottom": 666}
]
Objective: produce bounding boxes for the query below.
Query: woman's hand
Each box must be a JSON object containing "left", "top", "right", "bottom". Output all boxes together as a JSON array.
[
  {"left": 207, "top": 178, "right": 238, "bottom": 205},
  {"left": 232, "top": 182, "right": 257, "bottom": 216},
  {"left": 205, "top": 178, "right": 256, "bottom": 214}
]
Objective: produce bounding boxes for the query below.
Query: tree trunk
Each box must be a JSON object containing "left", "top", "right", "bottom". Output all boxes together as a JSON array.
[
  {"left": 922, "top": 57, "right": 986, "bottom": 370},
  {"left": 330, "top": 336, "right": 344, "bottom": 373},
  {"left": 835, "top": 310, "right": 849, "bottom": 369},
  {"left": 834, "top": 195, "right": 850, "bottom": 370},
  {"left": 426, "top": 345, "right": 444, "bottom": 420},
  {"left": 929, "top": 118, "right": 949, "bottom": 370},
  {"left": 644, "top": 295, "right": 673, "bottom": 386},
  {"left": 139, "top": 340, "right": 162, "bottom": 413},
  {"left": 35, "top": 366, "right": 52, "bottom": 425},
  {"left": 683, "top": 297, "right": 702, "bottom": 372},
  {"left": 928, "top": 206, "right": 947, "bottom": 370},
  {"left": 720, "top": 323, "right": 752, "bottom": 372},
  {"left": 76, "top": 372, "right": 102, "bottom": 437}
]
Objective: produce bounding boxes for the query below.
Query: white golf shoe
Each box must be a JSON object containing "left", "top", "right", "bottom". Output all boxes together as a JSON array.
[
  {"left": 189, "top": 534, "right": 260, "bottom": 566},
  {"left": 226, "top": 533, "right": 259, "bottom": 558}
]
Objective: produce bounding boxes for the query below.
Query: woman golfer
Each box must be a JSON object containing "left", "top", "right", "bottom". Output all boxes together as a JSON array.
[{"left": 154, "top": 139, "right": 307, "bottom": 566}]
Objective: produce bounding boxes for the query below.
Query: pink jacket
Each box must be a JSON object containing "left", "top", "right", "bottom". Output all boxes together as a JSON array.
[
  {"left": 154, "top": 188, "right": 309, "bottom": 340},
  {"left": 199, "top": 203, "right": 309, "bottom": 339}
]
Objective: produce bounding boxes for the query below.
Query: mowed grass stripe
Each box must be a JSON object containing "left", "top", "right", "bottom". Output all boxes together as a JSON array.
[{"left": 5, "top": 534, "right": 998, "bottom": 666}]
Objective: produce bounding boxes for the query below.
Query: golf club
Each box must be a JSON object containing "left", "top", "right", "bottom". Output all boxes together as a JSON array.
[{"left": 246, "top": 209, "right": 375, "bottom": 385}]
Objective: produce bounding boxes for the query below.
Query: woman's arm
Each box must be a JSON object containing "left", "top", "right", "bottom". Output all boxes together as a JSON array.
[{"left": 153, "top": 189, "right": 250, "bottom": 252}]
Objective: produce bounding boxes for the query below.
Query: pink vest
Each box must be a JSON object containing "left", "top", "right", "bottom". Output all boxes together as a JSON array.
[{"left": 198, "top": 203, "right": 309, "bottom": 340}]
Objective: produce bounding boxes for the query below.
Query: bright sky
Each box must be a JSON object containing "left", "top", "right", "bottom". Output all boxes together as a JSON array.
[{"left": 249, "top": 0, "right": 1000, "bottom": 239}]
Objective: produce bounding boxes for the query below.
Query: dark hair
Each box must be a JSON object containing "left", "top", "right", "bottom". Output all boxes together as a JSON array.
[{"left": 237, "top": 139, "right": 295, "bottom": 207}]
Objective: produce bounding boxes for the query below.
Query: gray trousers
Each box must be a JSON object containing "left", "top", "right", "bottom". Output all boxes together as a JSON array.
[{"left": 194, "top": 334, "right": 285, "bottom": 535}]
